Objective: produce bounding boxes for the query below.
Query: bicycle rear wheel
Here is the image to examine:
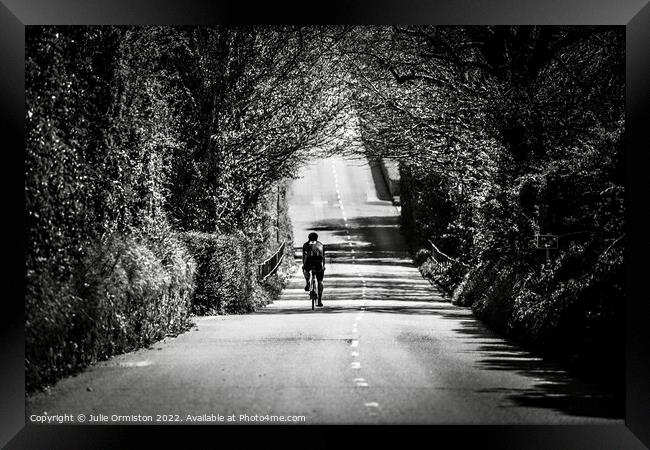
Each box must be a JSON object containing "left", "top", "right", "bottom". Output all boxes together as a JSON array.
[{"left": 310, "top": 272, "right": 316, "bottom": 310}]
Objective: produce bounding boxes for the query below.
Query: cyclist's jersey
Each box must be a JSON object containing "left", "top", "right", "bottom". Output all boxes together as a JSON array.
[{"left": 303, "top": 240, "right": 325, "bottom": 271}]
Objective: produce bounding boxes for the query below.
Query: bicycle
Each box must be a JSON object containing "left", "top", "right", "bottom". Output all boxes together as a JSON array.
[{"left": 309, "top": 269, "right": 319, "bottom": 310}]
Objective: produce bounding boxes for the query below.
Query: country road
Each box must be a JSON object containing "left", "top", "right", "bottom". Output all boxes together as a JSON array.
[{"left": 26, "top": 156, "right": 622, "bottom": 425}]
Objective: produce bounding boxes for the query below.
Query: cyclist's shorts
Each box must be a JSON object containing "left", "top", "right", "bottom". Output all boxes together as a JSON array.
[
  {"left": 304, "top": 268, "right": 324, "bottom": 283},
  {"left": 304, "top": 257, "right": 324, "bottom": 273}
]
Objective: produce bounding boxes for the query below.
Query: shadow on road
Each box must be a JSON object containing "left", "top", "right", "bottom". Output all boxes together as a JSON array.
[
  {"left": 446, "top": 316, "right": 624, "bottom": 419},
  {"left": 294, "top": 215, "right": 415, "bottom": 269},
  {"left": 258, "top": 302, "right": 459, "bottom": 316}
]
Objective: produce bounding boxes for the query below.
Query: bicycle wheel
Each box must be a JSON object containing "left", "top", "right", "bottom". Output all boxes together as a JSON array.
[{"left": 310, "top": 274, "right": 316, "bottom": 310}]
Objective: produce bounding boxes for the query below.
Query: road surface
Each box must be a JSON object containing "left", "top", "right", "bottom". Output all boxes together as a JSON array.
[{"left": 26, "top": 156, "right": 622, "bottom": 424}]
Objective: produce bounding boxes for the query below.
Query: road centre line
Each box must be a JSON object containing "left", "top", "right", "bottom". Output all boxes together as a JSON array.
[{"left": 354, "top": 378, "right": 368, "bottom": 387}]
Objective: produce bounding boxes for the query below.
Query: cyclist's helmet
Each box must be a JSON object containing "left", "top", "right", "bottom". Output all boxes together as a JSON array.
[{"left": 308, "top": 232, "right": 318, "bottom": 241}]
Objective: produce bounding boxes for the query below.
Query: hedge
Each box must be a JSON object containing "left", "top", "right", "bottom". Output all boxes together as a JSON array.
[
  {"left": 178, "top": 186, "right": 295, "bottom": 315},
  {"left": 25, "top": 227, "right": 195, "bottom": 392}
]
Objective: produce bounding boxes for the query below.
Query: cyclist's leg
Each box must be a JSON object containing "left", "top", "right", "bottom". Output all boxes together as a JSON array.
[
  {"left": 316, "top": 270, "right": 324, "bottom": 303},
  {"left": 302, "top": 266, "right": 310, "bottom": 291}
]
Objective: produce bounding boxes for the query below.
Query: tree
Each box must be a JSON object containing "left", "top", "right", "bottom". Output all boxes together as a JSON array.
[{"left": 341, "top": 26, "right": 625, "bottom": 384}]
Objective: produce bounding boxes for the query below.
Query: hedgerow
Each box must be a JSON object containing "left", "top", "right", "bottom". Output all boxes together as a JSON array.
[{"left": 25, "top": 226, "right": 195, "bottom": 391}]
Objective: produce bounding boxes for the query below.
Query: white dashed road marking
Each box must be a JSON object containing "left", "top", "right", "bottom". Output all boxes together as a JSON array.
[
  {"left": 334, "top": 159, "right": 381, "bottom": 418},
  {"left": 355, "top": 379, "right": 369, "bottom": 388},
  {"left": 365, "top": 402, "right": 381, "bottom": 416}
]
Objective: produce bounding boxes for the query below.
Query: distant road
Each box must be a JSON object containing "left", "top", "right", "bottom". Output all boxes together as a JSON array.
[{"left": 27, "top": 156, "right": 622, "bottom": 424}]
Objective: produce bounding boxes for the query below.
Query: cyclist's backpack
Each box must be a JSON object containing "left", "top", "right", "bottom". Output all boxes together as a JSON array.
[{"left": 304, "top": 241, "right": 324, "bottom": 270}]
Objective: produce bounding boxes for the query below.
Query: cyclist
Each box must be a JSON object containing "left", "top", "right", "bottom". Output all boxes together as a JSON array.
[{"left": 302, "top": 232, "right": 325, "bottom": 307}]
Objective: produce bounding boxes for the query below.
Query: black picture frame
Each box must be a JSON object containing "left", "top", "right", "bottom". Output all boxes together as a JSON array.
[{"left": 2, "top": 1, "right": 648, "bottom": 448}]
